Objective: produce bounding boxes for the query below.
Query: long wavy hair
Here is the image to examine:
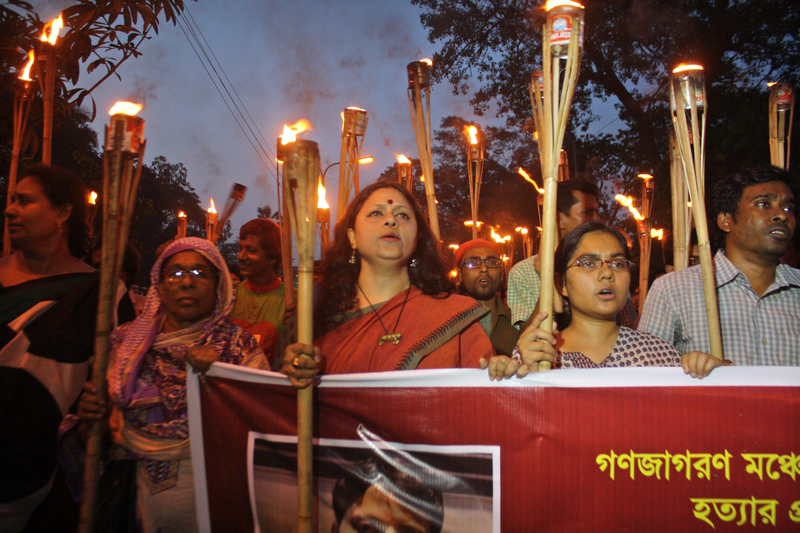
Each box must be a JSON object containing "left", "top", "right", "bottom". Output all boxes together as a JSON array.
[{"left": 315, "top": 181, "right": 452, "bottom": 335}]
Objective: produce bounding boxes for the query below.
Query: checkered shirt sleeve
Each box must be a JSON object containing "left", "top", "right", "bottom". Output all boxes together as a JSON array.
[{"left": 506, "top": 256, "right": 541, "bottom": 328}]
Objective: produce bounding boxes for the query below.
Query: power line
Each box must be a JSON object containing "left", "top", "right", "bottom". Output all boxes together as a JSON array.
[{"left": 175, "top": 7, "right": 280, "bottom": 189}]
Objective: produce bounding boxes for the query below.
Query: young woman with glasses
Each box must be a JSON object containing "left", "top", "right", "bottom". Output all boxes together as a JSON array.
[{"left": 513, "top": 222, "right": 724, "bottom": 377}]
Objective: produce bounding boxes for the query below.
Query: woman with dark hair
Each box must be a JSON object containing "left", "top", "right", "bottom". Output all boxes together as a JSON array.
[
  {"left": 282, "top": 181, "right": 497, "bottom": 384},
  {"left": 0, "top": 164, "right": 97, "bottom": 531},
  {"left": 514, "top": 222, "right": 724, "bottom": 377}
]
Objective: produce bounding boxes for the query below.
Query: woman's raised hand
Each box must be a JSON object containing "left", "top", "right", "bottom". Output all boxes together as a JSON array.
[
  {"left": 515, "top": 311, "right": 558, "bottom": 371},
  {"left": 281, "top": 343, "right": 322, "bottom": 389}
]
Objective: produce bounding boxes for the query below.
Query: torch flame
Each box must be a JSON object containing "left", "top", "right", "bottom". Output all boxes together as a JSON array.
[
  {"left": 88, "top": 191, "right": 97, "bottom": 205},
  {"left": 208, "top": 198, "right": 217, "bottom": 214},
  {"left": 317, "top": 179, "right": 329, "bottom": 209},
  {"left": 396, "top": 154, "right": 411, "bottom": 165},
  {"left": 651, "top": 228, "right": 664, "bottom": 240},
  {"left": 546, "top": 0, "right": 585, "bottom": 11},
  {"left": 280, "top": 119, "right": 312, "bottom": 145},
  {"left": 450, "top": 269, "right": 458, "bottom": 278},
  {"left": 449, "top": 244, "right": 459, "bottom": 250},
  {"left": 672, "top": 64, "right": 703, "bottom": 74},
  {"left": 767, "top": 82, "right": 778, "bottom": 88},
  {"left": 687, "top": 201, "right": 692, "bottom": 208},
  {"left": 516, "top": 227, "right": 529, "bottom": 235},
  {"left": 489, "top": 226, "right": 505, "bottom": 244},
  {"left": 638, "top": 173, "right": 653, "bottom": 180},
  {"left": 41, "top": 14, "right": 63, "bottom": 45},
  {"left": 19, "top": 50, "right": 34, "bottom": 81},
  {"left": 466, "top": 125, "right": 478, "bottom": 145},
  {"left": 518, "top": 168, "right": 545, "bottom": 194},
  {"left": 358, "top": 156, "right": 374, "bottom": 164},
  {"left": 464, "top": 221, "right": 483, "bottom": 228},
  {"left": 109, "top": 102, "right": 143, "bottom": 116},
  {"left": 419, "top": 175, "right": 425, "bottom": 183},
  {"left": 420, "top": 58, "right": 433, "bottom": 66},
  {"left": 615, "top": 195, "right": 644, "bottom": 221},
  {"left": 178, "top": 211, "right": 186, "bottom": 218}
]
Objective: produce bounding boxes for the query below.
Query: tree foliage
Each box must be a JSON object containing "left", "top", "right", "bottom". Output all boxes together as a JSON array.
[{"left": 412, "top": 0, "right": 800, "bottom": 234}]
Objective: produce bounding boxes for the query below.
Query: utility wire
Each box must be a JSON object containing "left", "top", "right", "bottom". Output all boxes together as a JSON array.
[{"left": 175, "top": 7, "right": 280, "bottom": 188}]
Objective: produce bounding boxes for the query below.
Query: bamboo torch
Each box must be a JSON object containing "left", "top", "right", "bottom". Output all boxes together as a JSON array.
[
  {"left": 768, "top": 82, "right": 794, "bottom": 169},
  {"left": 3, "top": 50, "right": 36, "bottom": 257},
  {"left": 669, "top": 130, "right": 691, "bottom": 271},
  {"left": 38, "top": 14, "right": 62, "bottom": 166},
  {"left": 396, "top": 154, "right": 413, "bottom": 192},
  {"left": 317, "top": 178, "right": 330, "bottom": 251},
  {"left": 278, "top": 120, "right": 310, "bottom": 311},
  {"left": 407, "top": 58, "right": 440, "bottom": 241},
  {"left": 86, "top": 191, "right": 98, "bottom": 242},
  {"left": 516, "top": 227, "right": 533, "bottom": 259},
  {"left": 282, "top": 132, "right": 319, "bottom": 533},
  {"left": 336, "top": 107, "right": 368, "bottom": 220},
  {"left": 79, "top": 102, "right": 146, "bottom": 533},
  {"left": 670, "top": 64, "right": 723, "bottom": 360},
  {"left": 465, "top": 125, "right": 485, "bottom": 240},
  {"left": 529, "top": 0, "right": 584, "bottom": 370},
  {"left": 518, "top": 167, "right": 545, "bottom": 234},
  {"left": 176, "top": 211, "right": 187, "bottom": 239},
  {"left": 213, "top": 183, "right": 248, "bottom": 244},
  {"left": 205, "top": 198, "right": 218, "bottom": 243},
  {"left": 638, "top": 173, "right": 654, "bottom": 313}
]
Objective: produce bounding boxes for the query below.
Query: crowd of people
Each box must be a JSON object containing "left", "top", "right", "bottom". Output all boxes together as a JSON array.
[{"left": 1, "top": 162, "right": 797, "bottom": 531}]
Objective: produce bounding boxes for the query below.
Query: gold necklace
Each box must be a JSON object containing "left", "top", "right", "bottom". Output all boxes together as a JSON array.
[{"left": 356, "top": 283, "right": 411, "bottom": 346}]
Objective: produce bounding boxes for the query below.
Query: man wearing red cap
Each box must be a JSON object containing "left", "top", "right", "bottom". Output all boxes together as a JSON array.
[
  {"left": 232, "top": 218, "right": 286, "bottom": 360},
  {"left": 456, "top": 238, "right": 520, "bottom": 356}
]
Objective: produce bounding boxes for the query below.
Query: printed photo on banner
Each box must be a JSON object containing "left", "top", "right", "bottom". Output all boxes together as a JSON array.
[{"left": 247, "top": 427, "right": 500, "bottom": 533}]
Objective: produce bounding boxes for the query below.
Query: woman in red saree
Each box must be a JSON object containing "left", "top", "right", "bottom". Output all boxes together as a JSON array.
[{"left": 282, "top": 181, "right": 506, "bottom": 384}]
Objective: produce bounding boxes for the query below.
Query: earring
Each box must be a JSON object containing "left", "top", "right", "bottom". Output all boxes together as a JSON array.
[
  {"left": 349, "top": 249, "right": 358, "bottom": 264},
  {"left": 409, "top": 256, "right": 418, "bottom": 268}
]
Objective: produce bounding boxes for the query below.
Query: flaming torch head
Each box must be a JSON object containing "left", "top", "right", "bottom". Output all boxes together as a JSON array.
[
  {"left": 671, "top": 64, "right": 705, "bottom": 112},
  {"left": 208, "top": 198, "right": 217, "bottom": 215},
  {"left": 19, "top": 50, "right": 34, "bottom": 82},
  {"left": 343, "top": 107, "right": 368, "bottom": 136},
  {"left": 41, "top": 14, "right": 63, "bottom": 45},
  {"left": 518, "top": 168, "right": 545, "bottom": 194},
  {"left": 407, "top": 58, "right": 432, "bottom": 89},
  {"left": 88, "top": 191, "right": 97, "bottom": 205},
  {"left": 317, "top": 179, "right": 329, "bottom": 210},
  {"left": 396, "top": 154, "right": 413, "bottom": 191},
  {"left": 106, "top": 102, "right": 145, "bottom": 153},
  {"left": 614, "top": 194, "right": 644, "bottom": 220}
]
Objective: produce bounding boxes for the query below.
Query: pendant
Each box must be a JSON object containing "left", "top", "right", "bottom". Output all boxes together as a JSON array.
[{"left": 379, "top": 333, "right": 402, "bottom": 346}]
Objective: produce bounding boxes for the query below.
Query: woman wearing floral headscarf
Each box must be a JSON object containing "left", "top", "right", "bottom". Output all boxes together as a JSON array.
[{"left": 72, "top": 238, "right": 268, "bottom": 533}]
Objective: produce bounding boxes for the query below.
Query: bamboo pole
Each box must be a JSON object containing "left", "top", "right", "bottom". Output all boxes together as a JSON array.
[
  {"left": 531, "top": 2, "right": 584, "bottom": 371},
  {"left": 283, "top": 139, "right": 319, "bottom": 533},
  {"left": 337, "top": 108, "right": 368, "bottom": 221},
  {"left": 769, "top": 83, "right": 794, "bottom": 169},
  {"left": 40, "top": 44, "right": 56, "bottom": 166},
  {"left": 78, "top": 112, "right": 145, "bottom": 533},
  {"left": 638, "top": 175, "right": 654, "bottom": 313},
  {"left": 670, "top": 65, "right": 723, "bottom": 360},
  {"left": 407, "top": 60, "right": 440, "bottom": 241},
  {"left": 3, "top": 76, "right": 35, "bottom": 257},
  {"left": 465, "top": 126, "right": 484, "bottom": 240},
  {"left": 277, "top": 140, "right": 296, "bottom": 310},
  {"left": 669, "top": 131, "right": 690, "bottom": 272}
]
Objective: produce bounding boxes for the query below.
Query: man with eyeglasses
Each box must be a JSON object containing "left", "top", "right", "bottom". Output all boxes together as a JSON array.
[
  {"left": 456, "top": 239, "right": 520, "bottom": 356},
  {"left": 640, "top": 165, "right": 800, "bottom": 366}
]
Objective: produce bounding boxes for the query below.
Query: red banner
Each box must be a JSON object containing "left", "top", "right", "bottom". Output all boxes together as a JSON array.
[{"left": 187, "top": 366, "right": 800, "bottom": 532}]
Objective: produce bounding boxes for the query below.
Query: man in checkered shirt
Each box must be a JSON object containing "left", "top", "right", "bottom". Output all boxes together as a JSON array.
[{"left": 639, "top": 165, "right": 800, "bottom": 366}]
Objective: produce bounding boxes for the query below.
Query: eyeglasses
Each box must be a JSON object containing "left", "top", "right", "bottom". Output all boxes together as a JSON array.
[
  {"left": 163, "top": 268, "right": 216, "bottom": 283},
  {"left": 461, "top": 257, "right": 503, "bottom": 270},
  {"left": 568, "top": 257, "right": 634, "bottom": 272}
]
